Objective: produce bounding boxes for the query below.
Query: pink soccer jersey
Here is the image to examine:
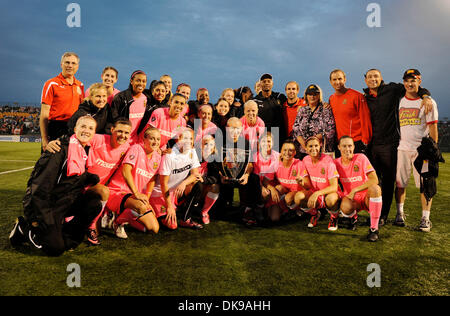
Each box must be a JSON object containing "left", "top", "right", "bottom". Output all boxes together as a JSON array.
[
  {"left": 254, "top": 150, "right": 280, "bottom": 182},
  {"left": 148, "top": 107, "right": 187, "bottom": 149},
  {"left": 275, "top": 158, "right": 307, "bottom": 192},
  {"left": 241, "top": 116, "right": 265, "bottom": 150},
  {"left": 195, "top": 121, "right": 218, "bottom": 143},
  {"left": 128, "top": 94, "right": 147, "bottom": 143},
  {"left": 303, "top": 154, "right": 339, "bottom": 191},
  {"left": 107, "top": 144, "right": 161, "bottom": 194},
  {"left": 86, "top": 134, "right": 130, "bottom": 184},
  {"left": 334, "top": 153, "right": 374, "bottom": 195}
]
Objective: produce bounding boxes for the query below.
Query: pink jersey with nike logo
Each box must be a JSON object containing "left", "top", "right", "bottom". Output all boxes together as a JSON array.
[
  {"left": 303, "top": 154, "right": 339, "bottom": 191},
  {"left": 107, "top": 144, "right": 161, "bottom": 194},
  {"left": 148, "top": 107, "right": 187, "bottom": 149},
  {"left": 275, "top": 158, "right": 307, "bottom": 191},
  {"left": 86, "top": 134, "right": 130, "bottom": 185},
  {"left": 334, "top": 153, "right": 374, "bottom": 195}
]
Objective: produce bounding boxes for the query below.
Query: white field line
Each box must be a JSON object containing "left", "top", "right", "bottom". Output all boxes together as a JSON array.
[{"left": 0, "top": 166, "right": 34, "bottom": 175}]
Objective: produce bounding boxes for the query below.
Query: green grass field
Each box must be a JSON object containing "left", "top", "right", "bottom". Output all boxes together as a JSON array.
[{"left": 0, "top": 142, "right": 448, "bottom": 296}]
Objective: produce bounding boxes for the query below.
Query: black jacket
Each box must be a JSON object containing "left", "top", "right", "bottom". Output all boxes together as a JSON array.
[
  {"left": 364, "top": 81, "right": 430, "bottom": 146},
  {"left": 253, "top": 91, "right": 287, "bottom": 141},
  {"left": 22, "top": 136, "right": 99, "bottom": 229},
  {"left": 68, "top": 100, "right": 112, "bottom": 135},
  {"left": 414, "top": 136, "right": 445, "bottom": 202}
]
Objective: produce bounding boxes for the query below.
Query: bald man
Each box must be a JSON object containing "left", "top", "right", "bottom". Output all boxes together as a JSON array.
[{"left": 214, "top": 117, "right": 263, "bottom": 225}]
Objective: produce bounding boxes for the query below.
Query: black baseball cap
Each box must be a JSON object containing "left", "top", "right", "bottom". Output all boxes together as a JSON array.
[
  {"left": 403, "top": 69, "right": 421, "bottom": 80},
  {"left": 305, "top": 84, "right": 320, "bottom": 95},
  {"left": 260, "top": 73, "right": 273, "bottom": 81}
]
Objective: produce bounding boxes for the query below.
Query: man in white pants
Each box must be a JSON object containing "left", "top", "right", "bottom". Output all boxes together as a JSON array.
[{"left": 394, "top": 69, "right": 438, "bottom": 232}]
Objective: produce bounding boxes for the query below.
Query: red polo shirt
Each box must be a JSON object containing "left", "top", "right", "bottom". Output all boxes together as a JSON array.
[
  {"left": 41, "top": 73, "right": 84, "bottom": 121},
  {"left": 283, "top": 98, "right": 306, "bottom": 137}
]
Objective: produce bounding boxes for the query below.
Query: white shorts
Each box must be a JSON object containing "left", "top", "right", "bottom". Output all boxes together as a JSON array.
[{"left": 396, "top": 149, "right": 420, "bottom": 189}]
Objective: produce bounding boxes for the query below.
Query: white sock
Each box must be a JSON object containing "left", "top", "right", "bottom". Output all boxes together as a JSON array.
[
  {"left": 422, "top": 210, "right": 430, "bottom": 220},
  {"left": 396, "top": 203, "right": 404, "bottom": 215}
]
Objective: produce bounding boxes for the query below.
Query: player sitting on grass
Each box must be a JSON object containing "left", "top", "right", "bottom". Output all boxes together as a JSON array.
[
  {"left": 264, "top": 141, "right": 310, "bottom": 223},
  {"left": 10, "top": 116, "right": 101, "bottom": 256},
  {"left": 105, "top": 126, "right": 162, "bottom": 239},
  {"left": 334, "top": 136, "right": 382, "bottom": 241},
  {"left": 149, "top": 127, "right": 204, "bottom": 230},
  {"left": 302, "top": 136, "right": 340, "bottom": 229}
]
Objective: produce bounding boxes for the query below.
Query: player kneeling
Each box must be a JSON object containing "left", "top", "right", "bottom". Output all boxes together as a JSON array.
[
  {"left": 106, "top": 127, "right": 161, "bottom": 239},
  {"left": 302, "top": 136, "right": 340, "bottom": 229},
  {"left": 264, "top": 141, "right": 309, "bottom": 223},
  {"left": 149, "top": 127, "right": 204, "bottom": 230},
  {"left": 335, "top": 136, "right": 382, "bottom": 242}
]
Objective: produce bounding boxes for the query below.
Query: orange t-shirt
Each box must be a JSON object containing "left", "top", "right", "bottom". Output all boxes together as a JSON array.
[
  {"left": 329, "top": 88, "right": 372, "bottom": 144},
  {"left": 283, "top": 98, "right": 306, "bottom": 137},
  {"left": 41, "top": 73, "right": 84, "bottom": 121}
]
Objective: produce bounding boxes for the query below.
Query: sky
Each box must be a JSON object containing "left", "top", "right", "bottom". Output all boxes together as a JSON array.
[{"left": 0, "top": 0, "right": 449, "bottom": 118}]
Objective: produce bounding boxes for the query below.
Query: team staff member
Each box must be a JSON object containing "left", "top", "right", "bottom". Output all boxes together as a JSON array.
[
  {"left": 394, "top": 69, "right": 439, "bottom": 232},
  {"left": 40, "top": 52, "right": 84, "bottom": 151},
  {"left": 329, "top": 69, "right": 372, "bottom": 155},
  {"left": 282, "top": 81, "right": 306, "bottom": 140},
  {"left": 253, "top": 73, "right": 287, "bottom": 143},
  {"left": 363, "top": 68, "right": 432, "bottom": 225}
]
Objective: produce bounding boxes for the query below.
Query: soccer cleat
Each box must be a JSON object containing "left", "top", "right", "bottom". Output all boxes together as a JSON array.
[
  {"left": 242, "top": 208, "right": 257, "bottom": 226},
  {"left": 307, "top": 211, "right": 320, "bottom": 228},
  {"left": 87, "top": 229, "right": 101, "bottom": 246},
  {"left": 202, "top": 212, "right": 210, "bottom": 225},
  {"left": 113, "top": 222, "right": 128, "bottom": 239},
  {"left": 328, "top": 216, "right": 338, "bottom": 231},
  {"left": 393, "top": 213, "right": 406, "bottom": 227},
  {"left": 379, "top": 216, "right": 387, "bottom": 227},
  {"left": 179, "top": 218, "right": 203, "bottom": 229},
  {"left": 9, "top": 216, "right": 27, "bottom": 247},
  {"left": 101, "top": 211, "right": 115, "bottom": 229},
  {"left": 27, "top": 228, "right": 42, "bottom": 249},
  {"left": 419, "top": 217, "right": 432, "bottom": 232},
  {"left": 348, "top": 214, "right": 358, "bottom": 231},
  {"left": 161, "top": 217, "right": 178, "bottom": 230},
  {"left": 367, "top": 228, "right": 379, "bottom": 242}
]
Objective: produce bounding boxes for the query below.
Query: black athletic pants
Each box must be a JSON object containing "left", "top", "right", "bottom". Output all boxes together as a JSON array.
[
  {"left": 368, "top": 143, "right": 398, "bottom": 220},
  {"left": 38, "top": 191, "right": 102, "bottom": 256},
  {"left": 218, "top": 173, "right": 262, "bottom": 210}
]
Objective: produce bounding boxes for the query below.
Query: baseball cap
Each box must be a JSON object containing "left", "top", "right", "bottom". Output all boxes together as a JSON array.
[
  {"left": 260, "top": 73, "right": 273, "bottom": 81},
  {"left": 305, "top": 84, "right": 320, "bottom": 95},
  {"left": 403, "top": 69, "right": 421, "bottom": 80}
]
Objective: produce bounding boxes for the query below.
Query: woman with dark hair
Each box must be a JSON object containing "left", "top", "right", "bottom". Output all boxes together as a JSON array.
[
  {"left": 212, "top": 97, "right": 231, "bottom": 136},
  {"left": 85, "top": 66, "right": 120, "bottom": 105},
  {"left": 292, "top": 84, "right": 336, "bottom": 159},
  {"left": 110, "top": 70, "right": 148, "bottom": 143},
  {"left": 231, "top": 86, "right": 253, "bottom": 118}
]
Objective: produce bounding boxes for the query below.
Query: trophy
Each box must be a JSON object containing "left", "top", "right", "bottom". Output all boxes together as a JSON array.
[{"left": 220, "top": 147, "right": 248, "bottom": 185}]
